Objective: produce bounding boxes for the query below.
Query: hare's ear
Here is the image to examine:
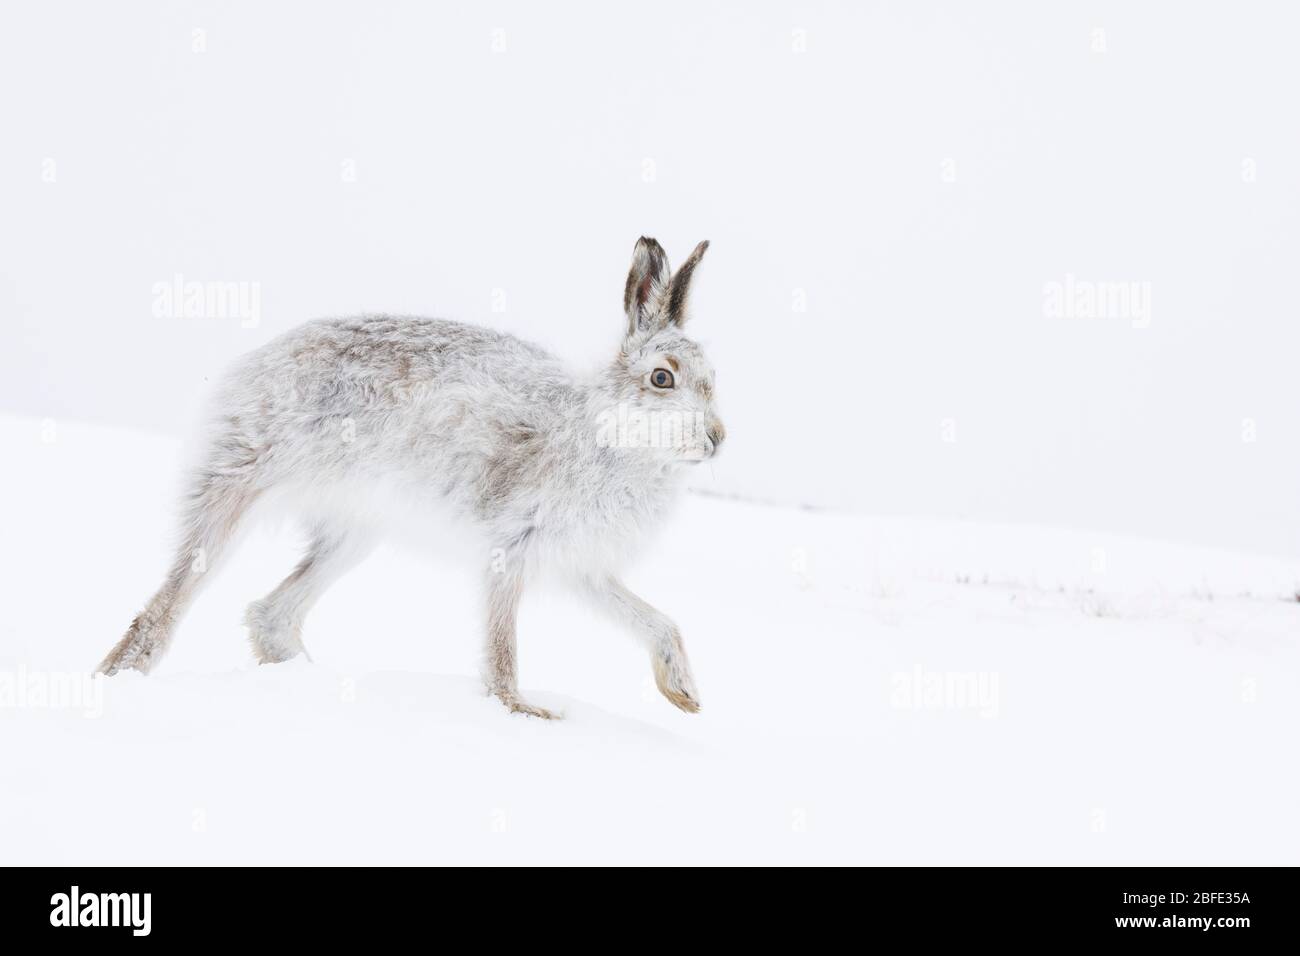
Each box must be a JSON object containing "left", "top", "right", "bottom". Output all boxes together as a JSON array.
[
  {"left": 664, "top": 240, "right": 709, "bottom": 327},
  {"left": 623, "top": 236, "right": 672, "bottom": 336}
]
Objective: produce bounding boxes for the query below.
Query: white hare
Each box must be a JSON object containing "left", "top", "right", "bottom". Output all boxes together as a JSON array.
[{"left": 98, "top": 237, "right": 724, "bottom": 718}]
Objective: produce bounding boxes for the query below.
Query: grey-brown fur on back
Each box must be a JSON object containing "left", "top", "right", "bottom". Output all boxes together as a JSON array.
[{"left": 98, "top": 238, "right": 724, "bottom": 718}]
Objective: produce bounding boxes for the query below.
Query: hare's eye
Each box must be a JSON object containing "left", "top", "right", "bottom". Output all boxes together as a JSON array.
[{"left": 650, "top": 368, "right": 675, "bottom": 389}]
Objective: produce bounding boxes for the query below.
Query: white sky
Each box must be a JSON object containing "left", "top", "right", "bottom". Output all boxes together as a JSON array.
[{"left": 3, "top": 2, "right": 1298, "bottom": 555}]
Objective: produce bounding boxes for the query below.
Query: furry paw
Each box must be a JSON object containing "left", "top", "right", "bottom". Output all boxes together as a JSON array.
[
  {"left": 653, "top": 648, "right": 701, "bottom": 714},
  {"left": 97, "top": 643, "right": 150, "bottom": 676},
  {"left": 98, "top": 616, "right": 161, "bottom": 676},
  {"left": 244, "top": 601, "right": 310, "bottom": 665},
  {"left": 493, "top": 690, "right": 561, "bottom": 720}
]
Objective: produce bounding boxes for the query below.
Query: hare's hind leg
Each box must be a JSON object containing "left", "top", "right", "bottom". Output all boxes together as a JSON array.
[
  {"left": 245, "top": 524, "right": 375, "bottom": 664},
  {"left": 98, "top": 473, "right": 258, "bottom": 676},
  {"left": 483, "top": 560, "right": 558, "bottom": 720},
  {"left": 586, "top": 576, "right": 700, "bottom": 713}
]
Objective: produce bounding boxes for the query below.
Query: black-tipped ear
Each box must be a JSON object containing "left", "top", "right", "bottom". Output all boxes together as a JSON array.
[
  {"left": 664, "top": 240, "right": 709, "bottom": 327},
  {"left": 623, "top": 236, "right": 672, "bottom": 335}
]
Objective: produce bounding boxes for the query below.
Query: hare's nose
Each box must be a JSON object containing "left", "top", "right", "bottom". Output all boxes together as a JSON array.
[{"left": 707, "top": 421, "right": 726, "bottom": 453}]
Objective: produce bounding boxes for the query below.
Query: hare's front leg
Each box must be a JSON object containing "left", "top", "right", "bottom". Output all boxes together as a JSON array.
[
  {"left": 484, "top": 564, "right": 559, "bottom": 720},
  {"left": 588, "top": 576, "right": 701, "bottom": 714}
]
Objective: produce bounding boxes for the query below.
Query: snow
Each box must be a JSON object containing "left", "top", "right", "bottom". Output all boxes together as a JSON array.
[{"left": 3, "top": 413, "right": 1298, "bottom": 864}]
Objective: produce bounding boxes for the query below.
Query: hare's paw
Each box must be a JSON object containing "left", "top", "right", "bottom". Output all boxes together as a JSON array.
[
  {"left": 244, "top": 601, "right": 309, "bottom": 665},
  {"left": 248, "top": 628, "right": 306, "bottom": 665},
  {"left": 97, "top": 640, "right": 145, "bottom": 676},
  {"left": 97, "top": 617, "right": 161, "bottom": 676},
  {"left": 653, "top": 647, "right": 701, "bottom": 714},
  {"left": 493, "top": 690, "right": 562, "bottom": 720}
]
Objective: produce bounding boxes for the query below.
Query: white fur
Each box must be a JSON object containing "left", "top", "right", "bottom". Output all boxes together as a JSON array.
[{"left": 98, "top": 238, "right": 724, "bottom": 718}]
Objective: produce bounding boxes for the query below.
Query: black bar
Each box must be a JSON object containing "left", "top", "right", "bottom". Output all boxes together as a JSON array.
[{"left": 2, "top": 867, "right": 1288, "bottom": 943}]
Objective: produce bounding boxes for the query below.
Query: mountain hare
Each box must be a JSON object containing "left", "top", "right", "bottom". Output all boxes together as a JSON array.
[{"left": 98, "top": 237, "right": 724, "bottom": 718}]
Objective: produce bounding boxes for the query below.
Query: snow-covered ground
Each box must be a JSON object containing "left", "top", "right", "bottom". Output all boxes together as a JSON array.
[{"left": 2, "top": 412, "right": 1298, "bottom": 865}]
